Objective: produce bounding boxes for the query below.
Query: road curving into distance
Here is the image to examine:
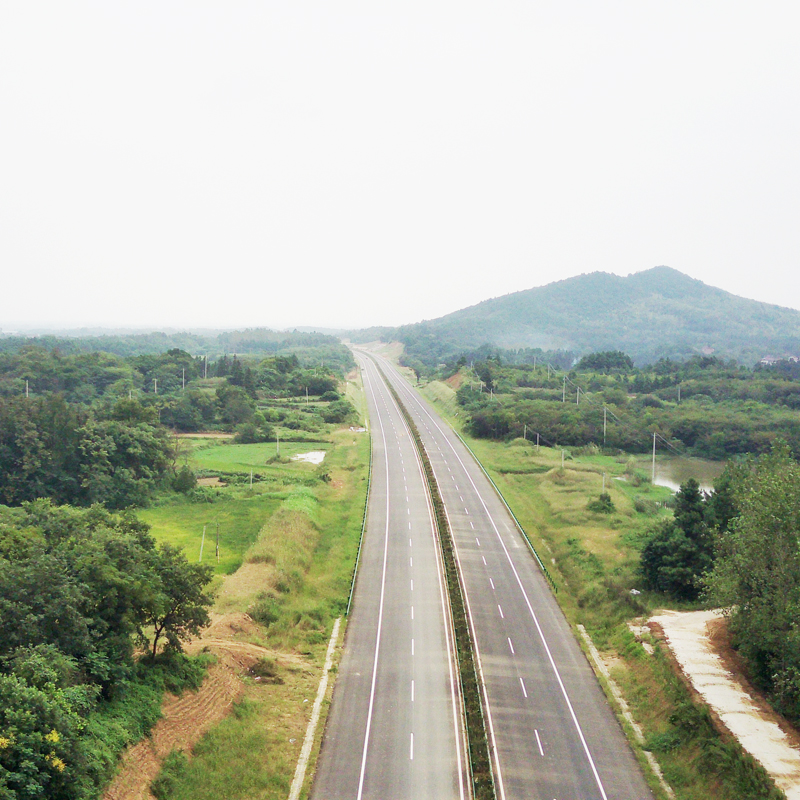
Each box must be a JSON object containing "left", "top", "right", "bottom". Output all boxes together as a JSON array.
[{"left": 311, "top": 353, "right": 467, "bottom": 800}]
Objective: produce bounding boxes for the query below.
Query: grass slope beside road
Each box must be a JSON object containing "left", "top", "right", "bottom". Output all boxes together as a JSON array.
[
  {"left": 419, "top": 378, "right": 784, "bottom": 800},
  {"left": 113, "top": 378, "right": 370, "bottom": 800}
]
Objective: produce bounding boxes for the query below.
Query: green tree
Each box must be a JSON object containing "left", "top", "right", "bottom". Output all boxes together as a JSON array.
[
  {"left": 640, "top": 478, "right": 712, "bottom": 600},
  {"left": 138, "top": 545, "right": 213, "bottom": 659},
  {"left": 706, "top": 444, "right": 800, "bottom": 720}
]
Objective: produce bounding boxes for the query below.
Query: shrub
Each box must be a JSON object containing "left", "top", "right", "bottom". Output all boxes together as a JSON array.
[
  {"left": 150, "top": 749, "right": 189, "bottom": 800},
  {"left": 172, "top": 466, "right": 197, "bottom": 494},
  {"left": 587, "top": 493, "right": 616, "bottom": 513}
]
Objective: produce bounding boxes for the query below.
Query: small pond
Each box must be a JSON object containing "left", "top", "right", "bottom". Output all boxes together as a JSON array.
[{"left": 291, "top": 451, "right": 326, "bottom": 465}]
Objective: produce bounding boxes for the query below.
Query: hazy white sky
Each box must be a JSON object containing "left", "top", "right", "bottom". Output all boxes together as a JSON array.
[{"left": 1, "top": 2, "right": 798, "bottom": 331}]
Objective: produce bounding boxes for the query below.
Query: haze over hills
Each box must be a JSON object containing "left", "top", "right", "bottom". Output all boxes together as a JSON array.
[{"left": 353, "top": 267, "right": 800, "bottom": 366}]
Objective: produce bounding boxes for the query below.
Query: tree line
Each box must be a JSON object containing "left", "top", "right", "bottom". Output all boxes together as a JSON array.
[{"left": 454, "top": 352, "right": 800, "bottom": 458}]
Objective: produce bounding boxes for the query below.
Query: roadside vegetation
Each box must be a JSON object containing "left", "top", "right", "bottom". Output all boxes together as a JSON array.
[
  {"left": 419, "top": 374, "right": 788, "bottom": 800},
  {"left": 141, "top": 378, "right": 369, "bottom": 799}
]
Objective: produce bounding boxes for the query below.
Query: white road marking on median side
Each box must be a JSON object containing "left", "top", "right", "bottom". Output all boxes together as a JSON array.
[
  {"left": 489, "top": 578, "right": 495, "bottom": 590},
  {"left": 410, "top": 733, "right": 414, "bottom": 760},
  {"left": 411, "top": 579, "right": 414, "bottom": 591},
  {"left": 498, "top": 605, "right": 504, "bottom": 619},
  {"left": 410, "top": 557, "right": 413, "bottom": 567},
  {"left": 482, "top": 555, "right": 487, "bottom": 565},
  {"left": 411, "top": 605, "right": 414, "bottom": 620},
  {"left": 535, "top": 729, "right": 544, "bottom": 756},
  {"left": 288, "top": 617, "right": 341, "bottom": 800},
  {"left": 508, "top": 637, "right": 515, "bottom": 654},
  {"left": 411, "top": 638, "right": 415, "bottom": 655},
  {"left": 520, "top": 678, "right": 528, "bottom": 698},
  {"left": 476, "top": 537, "right": 481, "bottom": 547},
  {"left": 411, "top": 680, "right": 415, "bottom": 701}
]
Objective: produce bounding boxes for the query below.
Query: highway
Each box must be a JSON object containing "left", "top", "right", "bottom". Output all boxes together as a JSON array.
[
  {"left": 368, "top": 351, "right": 654, "bottom": 800},
  {"left": 311, "top": 354, "right": 467, "bottom": 800}
]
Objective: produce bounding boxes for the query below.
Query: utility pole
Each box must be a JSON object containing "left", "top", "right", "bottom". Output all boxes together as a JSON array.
[
  {"left": 576, "top": 387, "right": 580, "bottom": 405},
  {"left": 306, "top": 386, "right": 309, "bottom": 406},
  {"left": 603, "top": 406, "right": 607, "bottom": 447},
  {"left": 215, "top": 522, "right": 220, "bottom": 564},
  {"left": 25, "top": 380, "right": 29, "bottom": 398},
  {"left": 678, "top": 384, "right": 681, "bottom": 403},
  {"left": 523, "top": 423, "right": 527, "bottom": 440},
  {"left": 536, "top": 432, "right": 540, "bottom": 451},
  {"left": 652, "top": 433, "right": 657, "bottom": 484},
  {"left": 562, "top": 376, "right": 566, "bottom": 403},
  {"left": 204, "top": 355, "right": 208, "bottom": 379},
  {"left": 154, "top": 378, "right": 158, "bottom": 395},
  {"left": 182, "top": 368, "right": 185, "bottom": 390},
  {"left": 533, "top": 355, "right": 537, "bottom": 372},
  {"left": 250, "top": 470, "right": 253, "bottom": 488},
  {"left": 561, "top": 449, "right": 565, "bottom": 469}
]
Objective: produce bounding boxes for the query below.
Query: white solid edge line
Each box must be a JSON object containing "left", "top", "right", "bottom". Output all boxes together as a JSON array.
[
  {"left": 381, "top": 356, "right": 610, "bottom": 800},
  {"left": 288, "top": 617, "right": 341, "bottom": 800}
]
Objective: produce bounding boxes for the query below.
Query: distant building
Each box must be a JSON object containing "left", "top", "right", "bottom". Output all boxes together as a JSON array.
[{"left": 760, "top": 355, "right": 799, "bottom": 365}]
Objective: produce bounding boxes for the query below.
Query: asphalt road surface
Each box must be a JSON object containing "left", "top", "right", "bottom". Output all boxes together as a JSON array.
[
  {"left": 311, "top": 353, "right": 467, "bottom": 800},
  {"left": 368, "top": 352, "right": 654, "bottom": 800}
]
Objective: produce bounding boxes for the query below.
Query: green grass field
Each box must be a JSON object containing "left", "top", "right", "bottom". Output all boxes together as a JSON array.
[
  {"left": 138, "top": 492, "right": 286, "bottom": 575},
  {"left": 190, "top": 440, "right": 330, "bottom": 474}
]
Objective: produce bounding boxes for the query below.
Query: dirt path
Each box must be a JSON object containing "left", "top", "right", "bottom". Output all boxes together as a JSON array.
[
  {"left": 650, "top": 609, "right": 800, "bottom": 800},
  {"left": 103, "top": 613, "right": 297, "bottom": 800}
]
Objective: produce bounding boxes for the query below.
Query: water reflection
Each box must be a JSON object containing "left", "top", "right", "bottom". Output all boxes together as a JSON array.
[{"left": 650, "top": 457, "right": 725, "bottom": 493}]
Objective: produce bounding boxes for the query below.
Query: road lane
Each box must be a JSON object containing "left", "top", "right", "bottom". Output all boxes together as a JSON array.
[
  {"left": 311, "top": 355, "right": 465, "bottom": 800},
  {"left": 370, "top": 351, "right": 654, "bottom": 800}
]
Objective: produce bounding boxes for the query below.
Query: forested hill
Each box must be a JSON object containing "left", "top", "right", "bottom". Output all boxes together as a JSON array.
[{"left": 352, "top": 267, "right": 800, "bottom": 366}]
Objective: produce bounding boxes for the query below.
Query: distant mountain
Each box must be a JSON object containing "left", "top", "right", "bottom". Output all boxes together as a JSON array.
[{"left": 353, "top": 267, "right": 800, "bottom": 366}]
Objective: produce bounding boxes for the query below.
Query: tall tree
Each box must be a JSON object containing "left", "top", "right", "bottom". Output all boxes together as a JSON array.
[{"left": 707, "top": 444, "right": 800, "bottom": 719}]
